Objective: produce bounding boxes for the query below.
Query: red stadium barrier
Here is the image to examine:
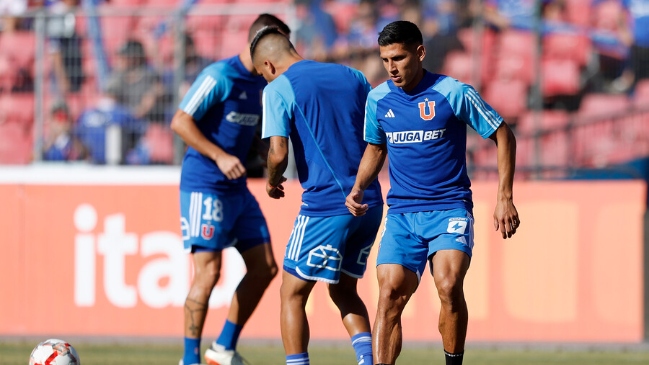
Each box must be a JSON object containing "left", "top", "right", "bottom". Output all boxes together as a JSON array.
[{"left": 0, "top": 169, "right": 645, "bottom": 342}]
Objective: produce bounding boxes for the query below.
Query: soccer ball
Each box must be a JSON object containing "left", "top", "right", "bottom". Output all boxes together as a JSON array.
[{"left": 29, "top": 339, "right": 80, "bottom": 365}]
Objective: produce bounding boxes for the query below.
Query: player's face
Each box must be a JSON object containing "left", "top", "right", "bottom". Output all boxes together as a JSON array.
[{"left": 379, "top": 42, "right": 425, "bottom": 92}]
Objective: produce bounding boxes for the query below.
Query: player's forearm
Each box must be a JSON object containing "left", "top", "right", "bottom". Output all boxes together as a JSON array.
[
  {"left": 170, "top": 109, "right": 226, "bottom": 162},
  {"left": 354, "top": 143, "right": 387, "bottom": 191},
  {"left": 267, "top": 136, "right": 289, "bottom": 187},
  {"left": 492, "top": 123, "right": 516, "bottom": 201}
]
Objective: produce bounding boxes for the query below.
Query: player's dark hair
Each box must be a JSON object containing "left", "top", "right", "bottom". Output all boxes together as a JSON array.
[
  {"left": 248, "top": 13, "right": 291, "bottom": 42},
  {"left": 378, "top": 20, "right": 423, "bottom": 48},
  {"left": 250, "top": 25, "right": 294, "bottom": 62}
]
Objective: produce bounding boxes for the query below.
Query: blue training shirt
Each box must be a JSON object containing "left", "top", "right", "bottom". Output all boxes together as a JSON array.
[
  {"left": 178, "top": 56, "right": 267, "bottom": 193},
  {"left": 262, "top": 60, "right": 383, "bottom": 216},
  {"left": 365, "top": 71, "right": 503, "bottom": 213}
]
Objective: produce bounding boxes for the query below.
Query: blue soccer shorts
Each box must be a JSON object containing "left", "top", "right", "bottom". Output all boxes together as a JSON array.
[
  {"left": 179, "top": 189, "right": 270, "bottom": 253},
  {"left": 283, "top": 205, "right": 384, "bottom": 284},
  {"left": 376, "top": 208, "right": 474, "bottom": 280}
]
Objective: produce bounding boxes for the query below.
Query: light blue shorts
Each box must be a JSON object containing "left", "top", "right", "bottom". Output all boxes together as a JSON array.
[
  {"left": 284, "top": 205, "right": 384, "bottom": 283},
  {"left": 377, "top": 208, "right": 474, "bottom": 279},
  {"left": 179, "top": 189, "right": 270, "bottom": 253}
]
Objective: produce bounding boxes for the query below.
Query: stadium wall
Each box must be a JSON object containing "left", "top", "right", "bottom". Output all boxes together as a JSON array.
[{"left": 0, "top": 166, "right": 645, "bottom": 342}]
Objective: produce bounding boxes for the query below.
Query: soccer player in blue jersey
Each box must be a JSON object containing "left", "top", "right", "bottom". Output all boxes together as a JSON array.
[
  {"left": 250, "top": 27, "right": 384, "bottom": 365},
  {"left": 346, "top": 21, "right": 520, "bottom": 365},
  {"left": 170, "top": 14, "right": 290, "bottom": 365}
]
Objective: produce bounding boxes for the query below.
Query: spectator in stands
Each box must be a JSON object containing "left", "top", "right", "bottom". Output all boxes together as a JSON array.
[
  {"left": 46, "top": 0, "right": 84, "bottom": 95},
  {"left": 181, "top": 33, "right": 214, "bottom": 92},
  {"left": 611, "top": 0, "right": 649, "bottom": 92},
  {"left": 588, "top": 0, "right": 633, "bottom": 93},
  {"left": 416, "top": 0, "right": 465, "bottom": 73},
  {"left": 0, "top": 0, "right": 27, "bottom": 32},
  {"left": 106, "top": 39, "right": 168, "bottom": 123},
  {"left": 75, "top": 83, "right": 149, "bottom": 165},
  {"left": 293, "top": 0, "right": 338, "bottom": 61},
  {"left": 483, "top": 0, "right": 538, "bottom": 31},
  {"left": 43, "top": 100, "right": 88, "bottom": 161}
]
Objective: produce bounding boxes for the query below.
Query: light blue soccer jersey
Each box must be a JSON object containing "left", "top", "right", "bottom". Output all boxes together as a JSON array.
[
  {"left": 365, "top": 71, "right": 503, "bottom": 213},
  {"left": 178, "top": 56, "right": 267, "bottom": 193},
  {"left": 261, "top": 60, "right": 383, "bottom": 216}
]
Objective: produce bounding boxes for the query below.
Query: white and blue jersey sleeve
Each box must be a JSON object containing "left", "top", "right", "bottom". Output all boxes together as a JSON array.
[
  {"left": 436, "top": 77, "right": 503, "bottom": 139},
  {"left": 179, "top": 64, "right": 234, "bottom": 121},
  {"left": 261, "top": 75, "right": 294, "bottom": 139},
  {"left": 364, "top": 83, "right": 391, "bottom": 144}
]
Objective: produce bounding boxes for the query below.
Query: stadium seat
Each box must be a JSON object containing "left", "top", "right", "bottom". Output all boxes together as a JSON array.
[
  {"left": 192, "top": 30, "right": 221, "bottom": 60},
  {"left": 0, "top": 122, "right": 32, "bottom": 164},
  {"left": 217, "top": 15, "right": 256, "bottom": 59},
  {"left": 592, "top": 0, "right": 626, "bottom": 31},
  {"left": 543, "top": 32, "right": 591, "bottom": 66},
  {"left": 0, "top": 32, "right": 36, "bottom": 69},
  {"left": 516, "top": 110, "right": 571, "bottom": 135},
  {"left": 632, "top": 79, "right": 649, "bottom": 109},
  {"left": 483, "top": 78, "right": 528, "bottom": 119},
  {"left": 541, "top": 59, "right": 581, "bottom": 97},
  {"left": 564, "top": 0, "right": 592, "bottom": 27},
  {"left": 540, "top": 129, "right": 570, "bottom": 167},
  {"left": 100, "top": 14, "right": 136, "bottom": 56},
  {"left": 441, "top": 51, "right": 474, "bottom": 84},
  {"left": 493, "top": 54, "right": 534, "bottom": 84},
  {"left": 0, "top": 93, "right": 34, "bottom": 127},
  {"left": 576, "top": 93, "right": 631, "bottom": 121},
  {"left": 142, "top": 123, "right": 174, "bottom": 164}
]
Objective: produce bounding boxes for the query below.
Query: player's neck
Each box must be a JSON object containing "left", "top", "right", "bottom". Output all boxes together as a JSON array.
[{"left": 238, "top": 49, "right": 255, "bottom": 74}]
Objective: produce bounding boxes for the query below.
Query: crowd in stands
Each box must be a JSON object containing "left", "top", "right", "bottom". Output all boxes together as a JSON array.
[{"left": 0, "top": 0, "right": 648, "bottom": 176}]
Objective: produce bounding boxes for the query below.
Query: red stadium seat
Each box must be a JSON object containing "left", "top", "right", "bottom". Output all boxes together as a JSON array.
[
  {"left": 565, "top": 0, "right": 593, "bottom": 27},
  {"left": 0, "top": 32, "right": 36, "bottom": 69},
  {"left": 0, "top": 94, "right": 34, "bottom": 127},
  {"left": 142, "top": 123, "right": 174, "bottom": 164},
  {"left": 516, "top": 110, "right": 571, "bottom": 135},
  {"left": 100, "top": 14, "right": 136, "bottom": 56},
  {"left": 632, "top": 79, "right": 649, "bottom": 109},
  {"left": 483, "top": 78, "right": 528, "bottom": 119},
  {"left": 576, "top": 93, "right": 631, "bottom": 121},
  {"left": 543, "top": 32, "right": 591, "bottom": 66},
  {"left": 0, "top": 122, "right": 32, "bottom": 164},
  {"left": 192, "top": 30, "right": 222, "bottom": 60},
  {"left": 592, "top": 0, "right": 626, "bottom": 31},
  {"left": 441, "top": 51, "right": 474, "bottom": 84},
  {"left": 541, "top": 59, "right": 581, "bottom": 97}
]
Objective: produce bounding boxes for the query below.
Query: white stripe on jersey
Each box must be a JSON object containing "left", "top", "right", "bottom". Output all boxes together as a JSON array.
[
  {"left": 261, "top": 91, "right": 268, "bottom": 137},
  {"left": 289, "top": 215, "right": 309, "bottom": 260},
  {"left": 465, "top": 88, "right": 500, "bottom": 131},
  {"left": 184, "top": 76, "right": 217, "bottom": 116},
  {"left": 468, "top": 88, "right": 501, "bottom": 128},
  {"left": 190, "top": 192, "right": 202, "bottom": 238}
]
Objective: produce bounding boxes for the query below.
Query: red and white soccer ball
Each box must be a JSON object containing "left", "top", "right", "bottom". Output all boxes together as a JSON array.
[{"left": 29, "top": 339, "right": 80, "bottom": 365}]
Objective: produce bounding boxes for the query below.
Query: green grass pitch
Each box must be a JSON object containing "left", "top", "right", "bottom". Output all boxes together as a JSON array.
[{"left": 3, "top": 340, "right": 649, "bottom": 364}]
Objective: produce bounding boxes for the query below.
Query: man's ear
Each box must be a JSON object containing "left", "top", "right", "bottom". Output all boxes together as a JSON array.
[{"left": 417, "top": 44, "right": 426, "bottom": 62}]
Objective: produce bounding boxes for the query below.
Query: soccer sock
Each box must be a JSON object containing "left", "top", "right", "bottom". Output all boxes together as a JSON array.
[
  {"left": 351, "top": 332, "right": 373, "bottom": 365},
  {"left": 286, "top": 352, "right": 310, "bottom": 365},
  {"left": 215, "top": 320, "right": 243, "bottom": 350},
  {"left": 444, "top": 350, "right": 464, "bottom": 365},
  {"left": 182, "top": 337, "right": 201, "bottom": 365}
]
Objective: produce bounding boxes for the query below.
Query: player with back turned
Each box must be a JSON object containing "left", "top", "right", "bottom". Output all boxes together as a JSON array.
[
  {"left": 251, "top": 26, "right": 384, "bottom": 365},
  {"left": 346, "top": 20, "right": 520, "bottom": 365},
  {"left": 170, "top": 14, "right": 290, "bottom": 365}
]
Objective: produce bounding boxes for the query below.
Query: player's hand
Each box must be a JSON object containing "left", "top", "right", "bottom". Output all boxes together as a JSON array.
[
  {"left": 345, "top": 188, "right": 368, "bottom": 216},
  {"left": 215, "top": 153, "right": 246, "bottom": 180},
  {"left": 267, "top": 177, "right": 287, "bottom": 199},
  {"left": 493, "top": 198, "right": 520, "bottom": 239}
]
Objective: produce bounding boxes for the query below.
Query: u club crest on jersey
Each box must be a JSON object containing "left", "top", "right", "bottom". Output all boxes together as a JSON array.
[{"left": 418, "top": 98, "right": 436, "bottom": 121}]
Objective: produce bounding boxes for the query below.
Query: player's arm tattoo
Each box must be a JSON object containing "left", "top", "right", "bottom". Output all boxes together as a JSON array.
[
  {"left": 185, "top": 298, "right": 209, "bottom": 337},
  {"left": 267, "top": 136, "right": 289, "bottom": 187}
]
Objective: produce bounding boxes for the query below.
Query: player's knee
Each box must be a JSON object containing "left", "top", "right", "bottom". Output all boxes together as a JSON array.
[
  {"left": 377, "top": 283, "right": 411, "bottom": 312},
  {"left": 249, "top": 261, "right": 278, "bottom": 285},
  {"left": 436, "top": 276, "right": 464, "bottom": 307},
  {"left": 327, "top": 283, "right": 359, "bottom": 305}
]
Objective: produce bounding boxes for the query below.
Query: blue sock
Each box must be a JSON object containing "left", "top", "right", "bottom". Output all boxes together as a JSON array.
[
  {"left": 351, "top": 332, "right": 373, "bottom": 365},
  {"left": 183, "top": 337, "right": 201, "bottom": 365},
  {"left": 286, "top": 352, "right": 310, "bottom": 365},
  {"left": 215, "top": 320, "right": 243, "bottom": 351}
]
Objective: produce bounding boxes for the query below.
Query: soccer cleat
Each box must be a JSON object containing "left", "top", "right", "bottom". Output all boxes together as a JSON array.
[{"left": 204, "top": 344, "right": 247, "bottom": 365}]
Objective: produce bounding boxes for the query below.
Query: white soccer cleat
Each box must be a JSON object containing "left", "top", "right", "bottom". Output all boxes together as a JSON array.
[{"left": 204, "top": 344, "right": 246, "bottom": 365}]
